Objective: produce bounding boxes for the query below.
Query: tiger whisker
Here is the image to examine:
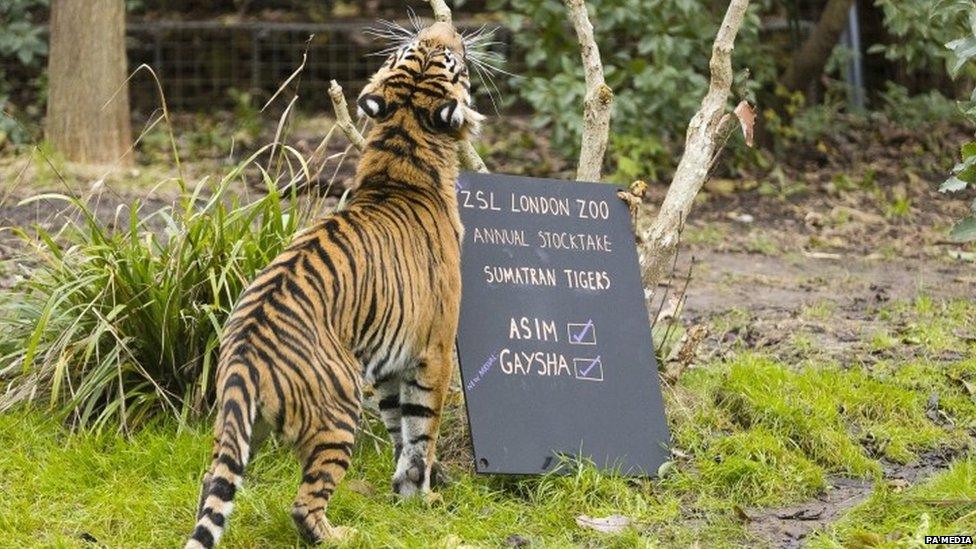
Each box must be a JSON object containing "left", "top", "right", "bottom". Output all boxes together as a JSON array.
[
  {"left": 364, "top": 19, "right": 416, "bottom": 44},
  {"left": 470, "top": 59, "right": 502, "bottom": 115},
  {"left": 470, "top": 55, "right": 519, "bottom": 80},
  {"left": 406, "top": 7, "right": 425, "bottom": 33}
]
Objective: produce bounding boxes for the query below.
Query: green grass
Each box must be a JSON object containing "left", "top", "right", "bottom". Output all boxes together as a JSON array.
[
  {"left": 4, "top": 351, "right": 969, "bottom": 547},
  {"left": 0, "top": 410, "right": 752, "bottom": 548},
  {"left": 683, "top": 224, "right": 726, "bottom": 247},
  {"left": 663, "top": 342, "right": 975, "bottom": 506},
  {"left": 800, "top": 300, "right": 836, "bottom": 322},
  {"left": 1, "top": 300, "right": 974, "bottom": 546},
  {"left": 887, "top": 297, "right": 976, "bottom": 354}
]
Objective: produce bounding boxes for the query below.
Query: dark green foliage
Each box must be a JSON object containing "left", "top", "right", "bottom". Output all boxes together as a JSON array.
[
  {"left": 871, "top": 0, "right": 973, "bottom": 76},
  {"left": 0, "top": 0, "right": 48, "bottom": 145},
  {"left": 491, "top": 0, "right": 778, "bottom": 181},
  {"left": 940, "top": 4, "right": 976, "bottom": 242}
]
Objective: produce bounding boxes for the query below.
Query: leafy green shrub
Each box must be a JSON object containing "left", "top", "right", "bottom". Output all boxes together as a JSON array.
[
  {"left": 941, "top": 4, "right": 976, "bottom": 242},
  {"left": 492, "top": 0, "right": 777, "bottom": 181},
  {"left": 878, "top": 82, "right": 962, "bottom": 127},
  {"left": 0, "top": 153, "right": 325, "bottom": 431},
  {"left": 0, "top": 0, "right": 46, "bottom": 66},
  {"left": 871, "top": 0, "right": 973, "bottom": 77},
  {"left": 0, "top": 0, "right": 48, "bottom": 145}
]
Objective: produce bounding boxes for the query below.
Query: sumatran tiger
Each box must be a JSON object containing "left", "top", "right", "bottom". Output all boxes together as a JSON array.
[{"left": 185, "top": 21, "right": 486, "bottom": 548}]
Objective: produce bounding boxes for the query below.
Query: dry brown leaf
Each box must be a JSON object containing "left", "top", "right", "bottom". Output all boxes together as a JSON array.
[
  {"left": 734, "top": 101, "right": 755, "bottom": 147},
  {"left": 888, "top": 478, "right": 910, "bottom": 492},
  {"left": 629, "top": 179, "right": 648, "bottom": 197},
  {"left": 575, "top": 514, "right": 631, "bottom": 534},
  {"left": 964, "top": 380, "right": 976, "bottom": 396}
]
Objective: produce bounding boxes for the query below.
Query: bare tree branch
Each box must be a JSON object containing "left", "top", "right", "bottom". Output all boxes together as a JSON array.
[
  {"left": 565, "top": 0, "right": 613, "bottom": 182},
  {"left": 328, "top": 80, "right": 366, "bottom": 152},
  {"left": 425, "top": 0, "right": 453, "bottom": 24},
  {"left": 638, "top": 0, "right": 750, "bottom": 291},
  {"left": 461, "top": 140, "right": 489, "bottom": 173}
]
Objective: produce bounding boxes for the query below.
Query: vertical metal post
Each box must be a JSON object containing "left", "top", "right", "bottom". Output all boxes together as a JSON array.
[{"left": 845, "top": 0, "right": 866, "bottom": 110}]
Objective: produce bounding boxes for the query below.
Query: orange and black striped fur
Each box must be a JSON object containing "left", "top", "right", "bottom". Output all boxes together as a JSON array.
[{"left": 186, "top": 22, "right": 483, "bottom": 548}]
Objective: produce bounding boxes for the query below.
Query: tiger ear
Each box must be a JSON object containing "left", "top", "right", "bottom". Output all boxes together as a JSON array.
[
  {"left": 357, "top": 94, "right": 387, "bottom": 119},
  {"left": 431, "top": 100, "right": 464, "bottom": 132}
]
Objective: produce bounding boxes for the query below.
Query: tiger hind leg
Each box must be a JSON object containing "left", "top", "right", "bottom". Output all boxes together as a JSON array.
[{"left": 291, "top": 395, "right": 361, "bottom": 542}]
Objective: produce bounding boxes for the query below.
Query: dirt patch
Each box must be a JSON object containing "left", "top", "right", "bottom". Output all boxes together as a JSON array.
[
  {"left": 747, "top": 476, "right": 873, "bottom": 549},
  {"left": 747, "top": 449, "right": 961, "bottom": 548},
  {"left": 681, "top": 250, "right": 975, "bottom": 317}
]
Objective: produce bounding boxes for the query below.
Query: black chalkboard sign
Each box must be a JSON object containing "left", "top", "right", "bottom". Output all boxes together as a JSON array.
[{"left": 455, "top": 171, "right": 671, "bottom": 476}]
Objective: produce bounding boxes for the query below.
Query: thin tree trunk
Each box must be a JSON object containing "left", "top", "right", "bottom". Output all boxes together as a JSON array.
[
  {"left": 782, "top": 0, "right": 854, "bottom": 93},
  {"left": 46, "top": 0, "right": 133, "bottom": 166},
  {"left": 565, "top": 0, "right": 613, "bottom": 182},
  {"left": 638, "top": 0, "right": 750, "bottom": 291}
]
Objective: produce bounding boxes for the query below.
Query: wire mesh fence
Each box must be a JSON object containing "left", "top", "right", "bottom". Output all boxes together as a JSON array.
[
  {"left": 0, "top": 18, "right": 519, "bottom": 115},
  {"left": 123, "top": 19, "right": 519, "bottom": 112}
]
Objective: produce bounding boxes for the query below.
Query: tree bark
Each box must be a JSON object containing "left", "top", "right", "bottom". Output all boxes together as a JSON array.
[
  {"left": 46, "top": 0, "right": 133, "bottom": 166},
  {"left": 782, "top": 0, "right": 854, "bottom": 93},
  {"left": 565, "top": 0, "right": 613, "bottom": 182}
]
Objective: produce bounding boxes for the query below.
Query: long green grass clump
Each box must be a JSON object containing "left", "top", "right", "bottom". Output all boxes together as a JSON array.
[{"left": 0, "top": 159, "right": 325, "bottom": 431}]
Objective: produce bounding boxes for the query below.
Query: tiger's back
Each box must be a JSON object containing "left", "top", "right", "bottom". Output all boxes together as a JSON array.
[{"left": 186, "top": 21, "right": 483, "bottom": 549}]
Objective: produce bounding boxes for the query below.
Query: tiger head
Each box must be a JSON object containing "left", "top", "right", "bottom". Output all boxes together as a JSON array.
[{"left": 357, "top": 21, "right": 484, "bottom": 138}]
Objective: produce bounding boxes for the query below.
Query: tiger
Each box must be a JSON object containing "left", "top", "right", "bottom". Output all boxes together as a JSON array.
[{"left": 186, "top": 21, "right": 484, "bottom": 548}]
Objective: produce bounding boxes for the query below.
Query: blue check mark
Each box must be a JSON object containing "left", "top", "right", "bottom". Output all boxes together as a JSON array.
[
  {"left": 579, "top": 356, "right": 601, "bottom": 377},
  {"left": 572, "top": 319, "right": 594, "bottom": 343}
]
